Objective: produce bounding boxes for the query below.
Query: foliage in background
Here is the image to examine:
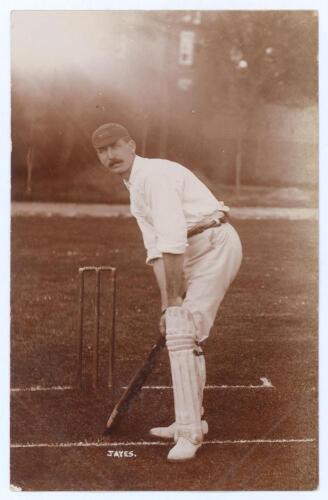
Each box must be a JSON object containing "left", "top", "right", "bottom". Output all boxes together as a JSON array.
[{"left": 11, "top": 11, "right": 317, "bottom": 201}]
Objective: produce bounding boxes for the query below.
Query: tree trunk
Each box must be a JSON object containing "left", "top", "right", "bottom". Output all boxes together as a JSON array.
[
  {"left": 235, "top": 135, "right": 242, "bottom": 195},
  {"left": 26, "top": 146, "right": 34, "bottom": 196},
  {"left": 159, "top": 32, "right": 169, "bottom": 158},
  {"left": 141, "top": 119, "right": 148, "bottom": 157}
]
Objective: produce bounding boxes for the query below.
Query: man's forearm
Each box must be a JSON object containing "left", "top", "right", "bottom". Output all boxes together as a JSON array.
[
  {"left": 152, "top": 258, "right": 168, "bottom": 311},
  {"left": 162, "top": 253, "right": 184, "bottom": 306}
]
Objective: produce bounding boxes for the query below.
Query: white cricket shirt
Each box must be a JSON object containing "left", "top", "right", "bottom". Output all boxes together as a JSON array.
[{"left": 123, "top": 155, "right": 229, "bottom": 264}]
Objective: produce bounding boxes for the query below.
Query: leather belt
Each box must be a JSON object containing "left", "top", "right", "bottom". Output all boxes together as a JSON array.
[{"left": 187, "top": 214, "right": 228, "bottom": 238}]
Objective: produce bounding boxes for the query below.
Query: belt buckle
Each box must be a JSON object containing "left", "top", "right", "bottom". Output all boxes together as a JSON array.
[{"left": 211, "top": 218, "right": 221, "bottom": 227}]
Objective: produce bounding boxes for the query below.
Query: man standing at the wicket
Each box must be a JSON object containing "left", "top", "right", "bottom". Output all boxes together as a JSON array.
[{"left": 92, "top": 122, "right": 242, "bottom": 462}]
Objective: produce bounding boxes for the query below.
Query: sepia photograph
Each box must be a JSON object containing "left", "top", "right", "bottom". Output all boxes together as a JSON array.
[{"left": 8, "top": 5, "right": 319, "bottom": 492}]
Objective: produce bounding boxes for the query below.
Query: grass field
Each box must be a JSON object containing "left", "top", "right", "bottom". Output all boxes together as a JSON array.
[{"left": 10, "top": 216, "right": 318, "bottom": 491}]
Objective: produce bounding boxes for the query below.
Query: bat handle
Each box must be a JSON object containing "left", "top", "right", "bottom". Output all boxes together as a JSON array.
[{"left": 106, "top": 407, "right": 119, "bottom": 429}]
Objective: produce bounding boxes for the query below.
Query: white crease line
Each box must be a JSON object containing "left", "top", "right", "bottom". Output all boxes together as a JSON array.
[
  {"left": 11, "top": 385, "right": 74, "bottom": 392},
  {"left": 11, "top": 438, "right": 315, "bottom": 449},
  {"left": 11, "top": 378, "right": 274, "bottom": 393},
  {"left": 125, "top": 377, "right": 274, "bottom": 390}
]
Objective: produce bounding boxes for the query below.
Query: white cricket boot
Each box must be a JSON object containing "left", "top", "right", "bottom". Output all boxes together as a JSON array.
[
  {"left": 165, "top": 306, "right": 206, "bottom": 462},
  {"left": 167, "top": 436, "right": 202, "bottom": 462},
  {"left": 150, "top": 419, "right": 208, "bottom": 440}
]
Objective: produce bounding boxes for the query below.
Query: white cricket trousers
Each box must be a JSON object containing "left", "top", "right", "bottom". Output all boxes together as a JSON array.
[{"left": 183, "top": 222, "right": 242, "bottom": 342}]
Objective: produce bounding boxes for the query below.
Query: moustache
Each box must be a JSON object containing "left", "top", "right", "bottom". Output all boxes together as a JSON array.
[{"left": 109, "top": 160, "right": 122, "bottom": 167}]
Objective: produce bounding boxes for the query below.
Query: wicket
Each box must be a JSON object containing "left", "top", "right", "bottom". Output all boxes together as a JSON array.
[{"left": 77, "top": 266, "right": 117, "bottom": 390}]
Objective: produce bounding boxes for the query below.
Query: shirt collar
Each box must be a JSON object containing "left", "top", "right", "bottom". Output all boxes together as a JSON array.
[{"left": 123, "top": 154, "right": 144, "bottom": 189}]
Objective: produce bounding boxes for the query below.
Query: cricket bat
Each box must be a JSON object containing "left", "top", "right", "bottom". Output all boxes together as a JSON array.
[{"left": 104, "top": 334, "right": 166, "bottom": 433}]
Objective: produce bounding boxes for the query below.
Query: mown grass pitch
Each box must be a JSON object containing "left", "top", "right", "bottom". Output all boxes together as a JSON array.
[{"left": 10, "top": 216, "right": 318, "bottom": 491}]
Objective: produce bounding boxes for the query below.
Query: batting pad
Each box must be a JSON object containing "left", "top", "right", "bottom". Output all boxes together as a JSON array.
[{"left": 166, "top": 307, "right": 204, "bottom": 444}]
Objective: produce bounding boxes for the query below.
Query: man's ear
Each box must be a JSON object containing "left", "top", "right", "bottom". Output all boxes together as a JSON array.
[{"left": 129, "top": 139, "right": 136, "bottom": 152}]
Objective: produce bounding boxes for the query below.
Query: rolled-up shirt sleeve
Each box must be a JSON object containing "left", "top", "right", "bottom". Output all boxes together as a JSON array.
[
  {"left": 145, "top": 171, "right": 187, "bottom": 254},
  {"left": 134, "top": 216, "right": 163, "bottom": 265}
]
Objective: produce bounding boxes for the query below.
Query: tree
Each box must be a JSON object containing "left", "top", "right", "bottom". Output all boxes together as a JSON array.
[{"left": 198, "top": 11, "right": 318, "bottom": 191}]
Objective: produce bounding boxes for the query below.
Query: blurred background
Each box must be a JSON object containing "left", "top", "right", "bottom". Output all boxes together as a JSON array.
[{"left": 11, "top": 10, "right": 318, "bottom": 205}]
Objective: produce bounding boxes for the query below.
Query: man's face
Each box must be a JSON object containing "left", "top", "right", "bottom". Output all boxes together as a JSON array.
[{"left": 95, "top": 138, "right": 136, "bottom": 177}]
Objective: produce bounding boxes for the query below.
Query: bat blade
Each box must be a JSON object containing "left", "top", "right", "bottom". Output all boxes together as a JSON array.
[{"left": 104, "top": 334, "right": 166, "bottom": 433}]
